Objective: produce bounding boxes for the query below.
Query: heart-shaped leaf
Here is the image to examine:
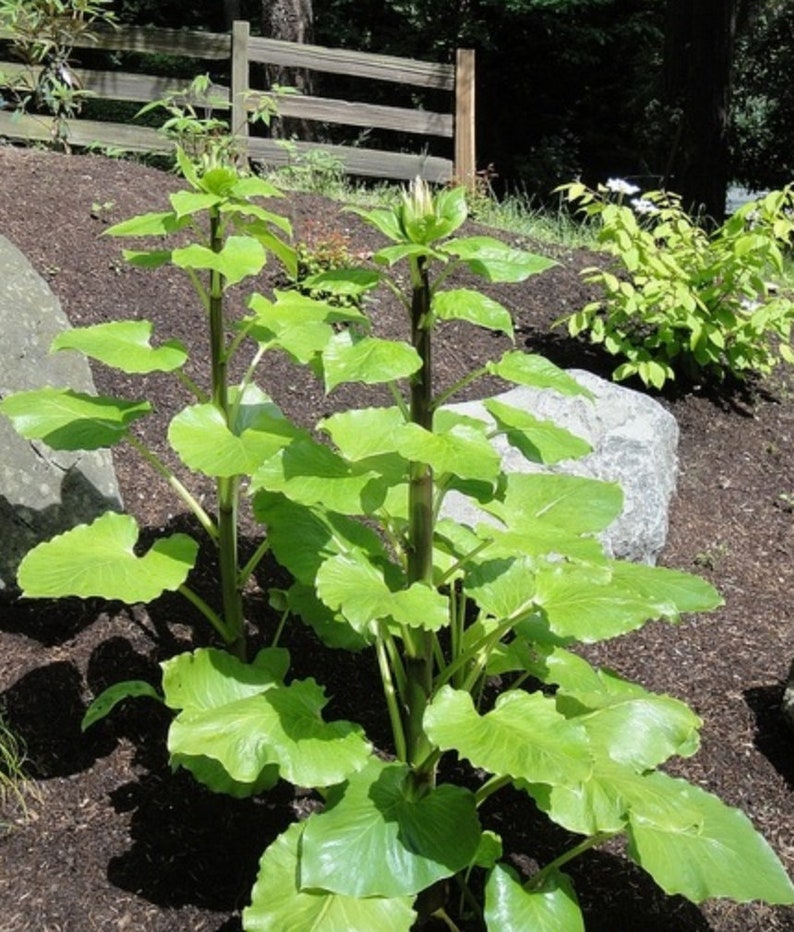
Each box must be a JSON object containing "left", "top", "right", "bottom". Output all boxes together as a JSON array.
[
  {"left": 0, "top": 387, "right": 151, "bottom": 450},
  {"left": 442, "top": 237, "right": 557, "bottom": 282},
  {"left": 488, "top": 352, "right": 595, "bottom": 397},
  {"left": 161, "top": 646, "right": 289, "bottom": 712},
  {"left": 17, "top": 511, "right": 197, "bottom": 602},
  {"left": 322, "top": 331, "right": 421, "bottom": 392},
  {"left": 433, "top": 289, "right": 514, "bottom": 337},
  {"left": 485, "top": 864, "right": 584, "bottom": 932},
  {"left": 317, "top": 552, "right": 449, "bottom": 633},
  {"left": 320, "top": 406, "right": 406, "bottom": 461},
  {"left": 172, "top": 235, "right": 266, "bottom": 286},
  {"left": 425, "top": 686, "right": 592, "bottom": 785},
  {"left": 251, "top": 438, "right": 388, "bottom": 515},
  {"left": 243, "top": 822, "right": 417, "bottom": 931},
  {"left": 395, "top": 422, "right": 501, "bottom": 481},
  {"left": 627, "top": 775, "right": 794, "bottom": 905},
  {"left": 168, "top": 677, "right": 371, "bottom": 788},
  {"left": 483, "top": 398, "right": 591, "bottom": 464},
  {"left": 300, "top": 758, "right": 481, "bottom": 897},
  {"left": 52, "top": 320, "right": 188, "bottom": 374},
  {"left": 168, "top": 386, "right": 301, "bottom": 477}
]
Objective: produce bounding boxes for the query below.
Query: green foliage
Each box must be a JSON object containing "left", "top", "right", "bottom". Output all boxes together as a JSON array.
[
  {"left": 0, "top": 0, "right": 116, "bottom": 150},
  {"left": 2, "top": 164, "right": 792, "bottom": 928},
  {"left": 558, "top": 180, "right": 794, "bottom": 389},
  {"left": 731, "top": 0, "right": 794, "bottom": 190},
  {"left": 136, "top": 73, "right": 285, "bottom": 170},
  {"left": 0, "top": 708, "right": 40, "bottom": 826}
]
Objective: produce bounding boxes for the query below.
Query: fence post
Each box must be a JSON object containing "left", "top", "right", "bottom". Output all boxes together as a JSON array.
[
  {"left": 231, "top": 20, "right": 250, "bottom": 161},
  {"left": 454, "top": 48, "right": 475, "bottom": 189}
]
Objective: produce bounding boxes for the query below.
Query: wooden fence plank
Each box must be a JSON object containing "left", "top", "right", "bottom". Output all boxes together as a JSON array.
[
  {"left": 247, "top": 91, "right": 453, "bottom": 137},
  {"left": 231, "top": 21, "right": 250, "bottom": 149},
  {"left": 247, "top": 36, "right": 455, "bottom": 89},
  {"left": 248, "top": 136, "right": 452, "bottom": 183},
  {"left": 0, "top": 110, "right": 171, "bottom": 152},
  {"left": 454, "top": 49, "right": 476, "bottom": 187}
]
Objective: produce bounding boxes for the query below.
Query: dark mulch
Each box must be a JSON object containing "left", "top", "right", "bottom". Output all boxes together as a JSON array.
[{"left": 0, "top": 146, "right": 792, "bottom": 931}]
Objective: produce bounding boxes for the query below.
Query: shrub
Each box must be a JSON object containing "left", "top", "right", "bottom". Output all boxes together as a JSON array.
[{"left": 557, "top": 180, "right": 794, "bottom": 389}]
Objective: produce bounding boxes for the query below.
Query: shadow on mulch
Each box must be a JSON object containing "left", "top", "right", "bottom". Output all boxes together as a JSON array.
[
  {"left": 106, "top": 767, "right": 293, "bottom": 917},
  {"left": 744, "top": 684, "right": 794, "bottom": 789}
]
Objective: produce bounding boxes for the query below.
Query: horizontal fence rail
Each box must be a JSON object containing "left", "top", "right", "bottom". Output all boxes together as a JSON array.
[{"left": 0, "top": 22, "right": 475, "bottom": 184}]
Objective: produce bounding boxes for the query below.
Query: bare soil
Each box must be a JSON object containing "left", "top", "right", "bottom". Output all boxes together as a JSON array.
[{"left": 0, "top": 146, "right": 792, "bottom": 931}]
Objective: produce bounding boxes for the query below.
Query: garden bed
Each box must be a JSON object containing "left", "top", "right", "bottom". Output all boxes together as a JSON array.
[{"left": 0, "top": 146, "right": 791, "bottom": 931}]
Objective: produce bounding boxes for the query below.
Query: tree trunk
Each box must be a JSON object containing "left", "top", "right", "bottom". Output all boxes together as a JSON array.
[
  {"left": 261, "top": 0, "right": 315, "bottom": 138},
  {"left": 662, "top": 0, "right": 739, "bottom": 224}
]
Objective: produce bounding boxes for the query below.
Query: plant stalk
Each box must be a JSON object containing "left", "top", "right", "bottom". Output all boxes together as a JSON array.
[
  {"left": 404, "top": 253, "right": 436, "bottom": 778},
  {"left": 209, "top": 207, "right": 246, "bottom": 659}
]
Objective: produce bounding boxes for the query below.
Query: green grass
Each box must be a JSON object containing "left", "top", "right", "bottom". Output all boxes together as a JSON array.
[
  {"left": 0, "top": 710, "right": 39, "bottom": 828},
  {"left": 262, "top": 155, "right": 597, "bottom": 251}
]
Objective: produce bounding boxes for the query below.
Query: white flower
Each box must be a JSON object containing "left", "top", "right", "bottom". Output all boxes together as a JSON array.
[
  {"left": 606, "top": 178, "right": 640, "bottom": 196},
  {"left": 630, "top": 197, "right": 659, "bottom": 216}
]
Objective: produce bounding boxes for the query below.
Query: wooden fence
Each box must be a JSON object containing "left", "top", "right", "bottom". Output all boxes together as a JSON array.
[{"left": 0, "top": 21, "right": 475, "bottom": 185}]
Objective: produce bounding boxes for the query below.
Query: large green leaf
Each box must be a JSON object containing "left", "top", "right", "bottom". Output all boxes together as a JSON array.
[
  {"left": 527, "top": 761, "right": 705, "bottom": 838},
  {"left": 168, "top": 676, "right": 371, "bottom": 788},
  {"left": 252, "top": 492, "right": 388, "bottom": 586},
  {"left": 172, "top": 235, "right": 266, "bottom": 286},
  {"left": 488, "top": 352, "right": 595, "bottom": 397},
  {"left": 322, "top": 331, "right": 421, "bottom": 391},
  {"left": 169, "top": 189, "right": 222, "bottom": 217},
  {"left": 424, "top": 686, "right": 592, "bottom": 785},
  {"left": 433, "top": 288, "right": 514, "bottom": 337},
  {"left": 485, "top": 865, "right": 584, "bottom": 932},
  {"left": 243, "top": 822, "right": 417, "bottom": 931},
  {"left": 534, "top": 562, "right": 674, "bottom": 641},
  {"left": 627, "top": 774, "right": 794, "bottom": 905},
  {"left": 246, "top": 291, "right": 367, "bottom": 364},
  {"left": 441, "top": 237, "right": 558, "bottom": 282},
  {"left": 161, "top": 646, "right": 289, "bottom": 712},
  {"left": 395, "top": 421, "right": 501, "bottom": 481},
  {"left": 483, "top": 398, "right": 591, "bottom": 464},
  {"left": 464, "top": 556, "right": 537, "bottom": 620},
  {"left": 17, "top": 512, "right": 197, "bottom": 601},
  {"left": 493, "top": 473, "right": 623, "bottom": 536},
  {"left": 106, "top": 209, "right": 188, "bottom": 237},
  {"left": 51, "top": 320, "right": 188, "bottom": 374},
  {"left": 0, "top": 387, "right": 151, "bottom": 450},
  {"left": 607, "top": 561, "right": 723, "bottom": 616},
  {"left": 300, "top": 758, "right": 481, "bottom": 898},
  {"left": 556, "top": 669, "right": 701, "bottom": 768},
  {"left": 251, "top": 438, "right": 388, "bottom": 515},
  {"left": 320, "top": 406, "right": 406, "bottom": 461},
  {"left": 170, "top": 752, "right": 279, "bottom": 799},
  {"left": 286, "top": 583, "right": 372, "bottom": 651},
  {"left": 168, "top": 386, "right": 301, "bottom": 477},
  {"left": 316, "top": 552, "right": 449, "bottom": 633}
]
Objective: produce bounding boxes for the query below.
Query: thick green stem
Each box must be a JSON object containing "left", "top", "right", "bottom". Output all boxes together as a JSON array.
[
  {"left": 404, "top": 253, "right": 436, "bottom": 778},
  {"left": 209, "top": 208, "right": 246, "bottom": 660}
]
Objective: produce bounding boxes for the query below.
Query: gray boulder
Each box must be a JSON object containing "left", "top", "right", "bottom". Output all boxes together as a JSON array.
[
  {"left": 443, "top": 369, "right": 679, "bottom": 564},
  {"left": 0, "top": 236, "right": 121, "bottom": 598}
]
